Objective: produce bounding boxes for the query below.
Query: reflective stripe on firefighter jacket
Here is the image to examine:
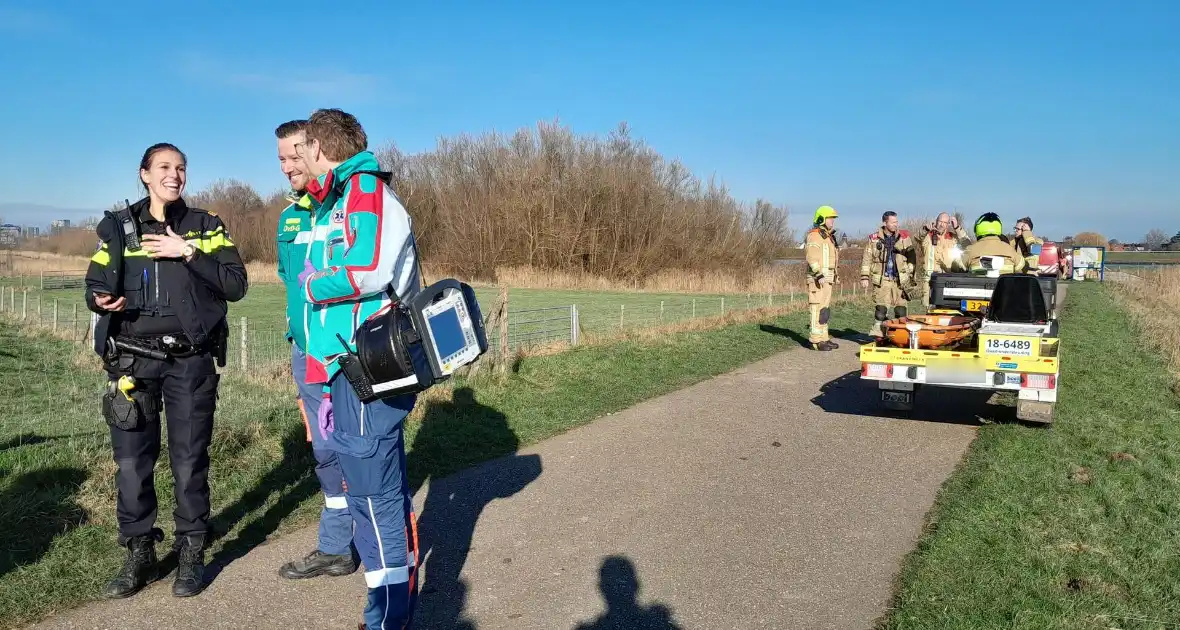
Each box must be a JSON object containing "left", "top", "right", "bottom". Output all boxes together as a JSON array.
[
  {"left": 860, "top": 228, "right": 915, "bottom": 286},
  {"left": 953, "top": 236, "right": 1028, "bottom": 275},
  {"left": 805, "top": 227, "right": 839, "bottom": 281},
  {"left": 918, "top": 226, "right": 970, "bottom": 275}
]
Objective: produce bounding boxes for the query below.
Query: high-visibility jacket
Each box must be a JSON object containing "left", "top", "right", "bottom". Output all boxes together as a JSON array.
[
  {"left": 860, "top": 228, "right": 915, "bottom": 286},
  {"left": 804, "top": 226, "right": 839, "bottom": 282},
  {"left": 953, "top": 236, "right": 1028, "bottom": 275},
  {"left": 1014, "top": 231, "right": 1044, "bottom": 273},
  {"left": 917, "top": 226, "right": 970, "bottom": 275}
]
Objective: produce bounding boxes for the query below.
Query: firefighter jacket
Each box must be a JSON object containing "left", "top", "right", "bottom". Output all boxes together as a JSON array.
[
  {"left": 952, "top": 235, "right": 1028, "bottom": 275},
  {"left": 804, "top": 226, "right": 839, "bottom": 284},
  {"left": 860, "top": 228, "right": 916, "bottom": 287},
  {"left": 917, "top": 225, "right": 970, "bottom": 276},
  {"left": 1014, "top": 231, "right": 1044, "bottom": 272},
  {"left": 85, "top": 197, "right": 248, "bottom": 355}
]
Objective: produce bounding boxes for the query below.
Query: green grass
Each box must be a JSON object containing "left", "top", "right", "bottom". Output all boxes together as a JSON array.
[
  {"left": 0, "top": 299, "right": 873, "bottom": 628},
  {"left": 0, "top": 280, "right": 863, "bottom": 371},
  {"left": 881, "top": 282, "right": 1180, "bottom": 630},
  {"left": 1105, "top": 251, "right": 1180, "bottom": 264}
]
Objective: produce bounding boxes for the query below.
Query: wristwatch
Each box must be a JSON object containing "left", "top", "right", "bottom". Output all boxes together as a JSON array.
[{"left": 182, "top": 243, "right": 196, "bottom": 261}]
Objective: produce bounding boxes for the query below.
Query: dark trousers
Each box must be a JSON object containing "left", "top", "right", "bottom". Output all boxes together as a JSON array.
[{"left": 107, "top": 351, "right": 220, "bottom": 541}]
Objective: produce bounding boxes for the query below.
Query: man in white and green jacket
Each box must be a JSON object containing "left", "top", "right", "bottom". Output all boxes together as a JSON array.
[
  {"left": 293, "top": 108, "right": 422, "bottom": 630},
  {"left": 273, "top": 119, "right": 358, "bottom": 583}
]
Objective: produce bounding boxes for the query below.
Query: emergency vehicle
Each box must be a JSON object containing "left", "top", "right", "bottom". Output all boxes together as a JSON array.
[{"left": 857, "top": 271, "right": 1060, "bottom": 424}]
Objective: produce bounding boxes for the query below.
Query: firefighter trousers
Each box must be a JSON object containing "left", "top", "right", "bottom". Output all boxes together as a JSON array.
[
  {"left": 107, "top": 351, "right": 219, "bottom": 541},
  {"left": 291, "top": 344, "right": 353, "bottom": 557},
  {"left": 807, "top": 281, "right": 833, "bottom": 344},
  {"left": 325, "top": 374, "right": 420, "bottom": 629}
]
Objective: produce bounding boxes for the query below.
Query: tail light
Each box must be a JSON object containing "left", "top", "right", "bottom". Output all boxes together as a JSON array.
[
  {"left": 1021, "top": 373, "right": 1056, "bottom": 389},
  {"left": 863, "top": 363, "right": 893, "bottom": 378}
]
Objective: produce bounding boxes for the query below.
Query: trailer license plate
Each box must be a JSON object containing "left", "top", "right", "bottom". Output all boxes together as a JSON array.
[
  {"left": 983, "top": 337, "right": 1034, "bottom": 357},
  {"left": 961, "top": 299, "right": 989, "bottom": 312},
  {"left": 882, "top": 391, "right": 912, "bottom": 404}
]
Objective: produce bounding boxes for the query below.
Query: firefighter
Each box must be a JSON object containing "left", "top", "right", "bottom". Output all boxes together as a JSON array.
[
  {"left": 953, "top": 213, "right": 1028, "bottom": 274},
  {"left": 804, "top": 205, "right": 840, "bottom": 351},
  {"left": 916, "top": 212, "right": 970, "bottom": 308},
  {"left": 1013, "top": 216, "right": 1044, "bottom": 273},
  {"left": 860, "top": 211, "right": 916, "bottom": 337}
]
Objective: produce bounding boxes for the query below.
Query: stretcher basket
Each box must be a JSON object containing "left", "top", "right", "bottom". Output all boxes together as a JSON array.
[{"left": 881, "top": 314, "right": 980, "bottom": 349}]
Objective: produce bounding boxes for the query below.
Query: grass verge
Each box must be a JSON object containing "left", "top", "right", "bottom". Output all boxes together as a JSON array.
[
  {"left": 880, "top": 282, "right": 1180, "bottom": 630},
  {"left": 0, "top": 298, "right": 872, "bottom": 628}
]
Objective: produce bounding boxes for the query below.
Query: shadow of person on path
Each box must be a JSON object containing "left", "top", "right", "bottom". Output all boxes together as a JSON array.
[
  {"left": 410, "top": 386, "right": 543, "bottom": 630},
  {"left": 760, "top": 323, "right": 873, "bottom": 348},
  {"left": 205, "top": 422, "right": 319, "bottom": 582},
  {"left": 0, "top": 433, "right": 53, "bottom": 452},
  {"left": 0, "top": 466, "right": 88, "bottom": 579},
  {"left": 811, "top": 370, "right": 1015, "bottom": 426},
  {"left": 574, "top": 556, "right": 683, "bottom": 630}
]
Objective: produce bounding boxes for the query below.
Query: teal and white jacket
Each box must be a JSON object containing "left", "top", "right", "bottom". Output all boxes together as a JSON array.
[{"left": 298, "top": 151, "right": 420, "bottom": 388}]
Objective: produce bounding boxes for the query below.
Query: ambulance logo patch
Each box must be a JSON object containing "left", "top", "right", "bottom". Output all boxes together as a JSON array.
[{"left": 331, "top": 209, "right": 345, "bottom": 224}]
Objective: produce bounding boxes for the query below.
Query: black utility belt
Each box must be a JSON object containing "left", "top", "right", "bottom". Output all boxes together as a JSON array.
[{"left": 111, "top": 333, "right": 207, "bottom": 361}]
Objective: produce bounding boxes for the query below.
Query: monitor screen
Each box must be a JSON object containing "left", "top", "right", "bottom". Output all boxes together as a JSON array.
[{"left": 427, "top": 307, "right": 467, "bottom": 361}]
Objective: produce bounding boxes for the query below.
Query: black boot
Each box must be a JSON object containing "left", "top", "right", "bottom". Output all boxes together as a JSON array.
[
  {"left": 278, "top": 549, "right": 358, "bottom": 580},
  {"left": 103, "top": 529, "right": 162, "bottom": 599},
  {"left": 172, "top": 534, "right": 208, "bottom": 597}
]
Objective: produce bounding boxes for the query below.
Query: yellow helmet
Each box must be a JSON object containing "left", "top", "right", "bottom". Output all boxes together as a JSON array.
[
  {"left": 814, "top": 205, "right": 838, "bottom": 225},
  {"left": 974, "top": 212, "right": 1003, "bottom": 238}
]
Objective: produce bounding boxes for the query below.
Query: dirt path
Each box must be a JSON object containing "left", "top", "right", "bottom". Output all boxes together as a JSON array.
[{"left": 33, "top": 339, "right": 984, "bottom": 630}]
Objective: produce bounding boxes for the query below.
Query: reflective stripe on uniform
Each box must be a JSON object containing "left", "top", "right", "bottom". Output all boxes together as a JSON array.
[{"left": 88, "top": 227, "right": 234, "bottom": 268}]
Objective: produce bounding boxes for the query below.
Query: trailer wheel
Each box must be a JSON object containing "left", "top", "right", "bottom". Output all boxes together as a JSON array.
[{"left": 1017, "top": 399, "right": 1055, "bottom": 425}]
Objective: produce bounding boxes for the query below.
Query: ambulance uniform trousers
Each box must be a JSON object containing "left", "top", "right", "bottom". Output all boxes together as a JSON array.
[
  {"left": 807, "top": 280, "right": 833, "bottom": 344},
  {"left": 291, "top": 344, "right": 353, "bottom": 557},
  {"left": 108, "top": 351, "right": 218, "bottom": 541},
  {"left": 325, "top": 374, "right": 420, "bottom": 630}
]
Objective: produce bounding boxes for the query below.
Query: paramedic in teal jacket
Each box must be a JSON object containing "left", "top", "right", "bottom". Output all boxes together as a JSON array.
[
  {"left": 293, "top": 108, "right": 421, "bottom": 630},
  {"left": 273, "top": 119, "right": 358, "bottom": 581}
]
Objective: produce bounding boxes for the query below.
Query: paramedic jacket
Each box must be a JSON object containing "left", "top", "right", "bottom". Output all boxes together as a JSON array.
[{"left": 85, "top": 198, "right": 248, "bottom": 357}]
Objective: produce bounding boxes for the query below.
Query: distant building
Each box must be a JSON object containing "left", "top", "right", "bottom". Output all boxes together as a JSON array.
[
  {"left": 50, "top": 219, "right": 71, "bottom": 234},
  {"left": 22, "top": 226, "right": 39, "bottom": 239},
  {"left": 0, "top": 224, "right": 21, "bottom": 247}
]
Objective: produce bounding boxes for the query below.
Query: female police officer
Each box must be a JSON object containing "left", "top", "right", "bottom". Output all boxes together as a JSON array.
[{"left": 85, "top": 142, "right": 247, "bottom": 599}]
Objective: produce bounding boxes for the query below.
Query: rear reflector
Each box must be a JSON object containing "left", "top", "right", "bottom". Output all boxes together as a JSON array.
[
  {"left": 863, "top": 363, "right": 893, "bottom": 378},
  {"left": 1021, "top": 373, "right": 1056, "bottom": 389}
]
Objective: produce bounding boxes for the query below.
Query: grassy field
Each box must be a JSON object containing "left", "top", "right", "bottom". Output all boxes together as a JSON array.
[
  {"left": 0, "top": 267, "right": 869, "bottom": 371},
  {"left": 881, "top": 282, "right": 1180, "bottom": 630},
  {"left": 0, "top": 297, "right": 873, "bottom": 628},
  {"left": 1105, "top": 251, "right": 1180, "bottom": 264}
]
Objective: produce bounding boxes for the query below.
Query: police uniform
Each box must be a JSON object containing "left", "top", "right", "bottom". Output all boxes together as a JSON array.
[
  {"left": 85, "top": 198, "right": 247, "bottom": 599},
  {"left": 860, "top": 227, "right": 916, "bottom": 335}
]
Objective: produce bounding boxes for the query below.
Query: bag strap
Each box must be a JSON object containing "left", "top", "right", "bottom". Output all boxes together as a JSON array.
[{"left": 341, "top": 170, "right": 429, "bottom": 295}]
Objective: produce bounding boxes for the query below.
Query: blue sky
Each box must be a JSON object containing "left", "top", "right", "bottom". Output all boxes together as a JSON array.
[{"left": 1, "top": 0, "right": 1176, "bottom": 242}]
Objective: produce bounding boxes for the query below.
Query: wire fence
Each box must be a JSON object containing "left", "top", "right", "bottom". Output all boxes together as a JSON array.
[{"left": 0, "top": 271, "right": 871, "bottom": 374}]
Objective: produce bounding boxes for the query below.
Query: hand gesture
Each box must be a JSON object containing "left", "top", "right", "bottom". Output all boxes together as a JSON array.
[
  {"left": 94, "top": 293, "right": 126, "bottom": 312},
  {"left": 141, "top": 226, "right": 190, "bottom": 259},
  {"left": 950, "top": 216, "right": 959, "bottom": 230}
]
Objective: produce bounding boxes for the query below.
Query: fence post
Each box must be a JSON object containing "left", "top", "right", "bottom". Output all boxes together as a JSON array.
[
  {"left": 499, "top": 288, "right": 509, "bottom": 359},
  {"left": 73, "top": 303, "right": 79, "bottom": 339},
  {"left": 692, "top": 299, "right": 696, "bottom": 319},
  {"left": 1, "top": 285, "right": 4, "bottom": 311},
  {"left": 659, "top": 301, "right": 664, "bottom": 322},
  {"left": 240, "top": 316, "right": 248, "bottom": 372},
  {"left": 53, "top": 299, "right": 58, "bottom": 332},
  {"left": 7, "top": 287, "right": 11, "bottom": 313},
  {"left": 89, "top": 312, "right": 97, "bottom": 343},
  {"left": 37, "top": 296, "right": 42, "bottom": 325},
  {"left": 721, "top": 297, "right": 725, "bottom": 315},
  {"left": 570, "top": 305, "right": 579, "bottom": 346},
  {"left": 619, "top": 304, "right": 625, "bottom": 329},
  {"left": 40, "top": 270, "right": 44, "bottom": 291},
  {"left": 22, "top": 290, "right": 27, "bottom": 320}
]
